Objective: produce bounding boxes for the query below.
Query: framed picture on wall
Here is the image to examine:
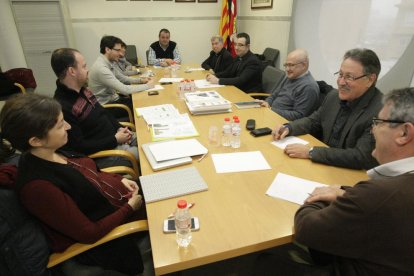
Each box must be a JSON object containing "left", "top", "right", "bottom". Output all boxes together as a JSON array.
[
  {"left": 251, "top": 0, "right": 273, "bottom": 9},
  {"left": 198, "top": 0, "right": 218, "bottom": 2},
  {"left": 175, "top": 0, "right": 196, "bottom": 2}
]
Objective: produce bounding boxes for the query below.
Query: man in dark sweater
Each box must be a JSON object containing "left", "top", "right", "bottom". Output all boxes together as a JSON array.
[
  {"left": 255, "top": 87, "right": 414, "bottom": 276},
  {"left": 51, "top": 48, "right": 138, "bottom": 169},
  {"left": 206, "top": 32, "right": 262, "bottom": 93},
  {"left": 201, "top": 35, "right": 233, "bottom": 74},
  {"left": 148, "top": 28, "right": 181, "bottom": 67}
]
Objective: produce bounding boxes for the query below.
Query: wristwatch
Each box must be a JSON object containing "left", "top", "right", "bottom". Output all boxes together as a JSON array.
[{"left": 308, "top": 147, "right": 314, "bottom": 160}]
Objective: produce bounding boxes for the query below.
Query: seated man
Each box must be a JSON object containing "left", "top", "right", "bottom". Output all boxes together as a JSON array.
[
  {"left": 201, "top": 35, "right": 233, "bottom": 74},
  {"left": 88, "top": 36, "right": 154, "bottom": 117},
  {"left": 116, "top": 41, "right": 140, "bottom": 76},
  {"left": 258, "top": 49, "right": 319, "bottom": 120},
  {"left": 52, "top": 48, "right": 138, "bottom": 169},
  {"left": 255, "top": 87, "right": 414, "bottom": 275},
  {"left": 206, "top": 33, "right": 262, "bottom": 93},
  {"left": 273, "top": 48, "right": 382, "bottom": 170},
  {"left": 148, "top": 28, "right": 181, "bottom": 67}
]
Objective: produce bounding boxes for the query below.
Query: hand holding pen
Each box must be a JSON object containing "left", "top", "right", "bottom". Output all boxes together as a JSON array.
[{"left": 272, "top": 124, "right": 289, "bottom": 141}]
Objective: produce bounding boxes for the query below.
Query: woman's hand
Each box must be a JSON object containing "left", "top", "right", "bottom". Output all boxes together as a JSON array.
[
  {"left": 121, "top": 178, "right": 139, "bottom": 192},
  {"left": 128, "top": 192, "right": 143, "bottom": 211}
]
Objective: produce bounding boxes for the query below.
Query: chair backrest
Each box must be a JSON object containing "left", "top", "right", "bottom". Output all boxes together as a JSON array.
[
  {"left": 146, "top": 50, "right": 149, "bottom": 65},
  {"left": 125, "top": 45, "right": 138, "bottom": 66},
  {"left": 262, "top": 48, "right": 280, "bottom": 68},
  {"left": 262, "top": 66, "right": 286, "bottom": 93},
  {"left": 316, "top": 80, "right": 335, "bottom": 108}
]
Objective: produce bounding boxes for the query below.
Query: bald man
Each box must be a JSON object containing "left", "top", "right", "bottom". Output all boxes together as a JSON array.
[{"left": 258, "top": 49, "right": 319, "bottom": 120}]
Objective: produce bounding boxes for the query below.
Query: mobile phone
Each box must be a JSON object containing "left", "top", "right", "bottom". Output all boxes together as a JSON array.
[
  {"left": 148, "top": 91, "right": 159, "bottom": 96},
  {"left": 246, "top": 119, "right": 256, "bottom": 130},
  {"left": 160, "top": 82, "right": 173, "bottom": 85},
  {"left": 163, "top": 217, "right": 200, "bottom": 233},
  {"left": 250, "top": 127, "right": 272, "bottom": 137}
]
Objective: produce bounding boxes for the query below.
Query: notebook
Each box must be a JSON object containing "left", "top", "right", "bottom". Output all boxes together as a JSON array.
[
  {"left": 139, "top": 166, "right": 208, "bottom": 203},
  {"left": 142, "top": 142, "right": 192, "bottom": 171}
]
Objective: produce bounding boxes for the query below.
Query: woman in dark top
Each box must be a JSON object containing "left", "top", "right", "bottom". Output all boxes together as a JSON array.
[{"left": 0, "top": 94, "right": 146, "bottom": 275}]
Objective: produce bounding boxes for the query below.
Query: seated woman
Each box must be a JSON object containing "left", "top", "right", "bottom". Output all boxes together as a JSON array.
[{"left": 0, "top": 94, "right": 146, "bottom": 275}]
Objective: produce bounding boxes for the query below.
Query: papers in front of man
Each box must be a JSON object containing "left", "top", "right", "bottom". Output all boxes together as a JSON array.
[
  {"left": 184, "top": 90, "right": 232, "bottom": 115},
  {"left": 194, "top": 79, "right": 225, "bottom": 89},
  {"left": 266, "top": 173, "right": 328, "bottom": 205},
  {"left": 145, "top": 84, "right": 164, "bottom": 92},
  {"left": 150, "top": 113, "right": 199, "bottom": 141},
  {"left": 139, "top": 166, "right": 208, "bottom": 203},
  {"left": 271, "top": 136, "right": 309, "bottom": 150},
  {"left": 135, "top": 104, "right": 179, "bottom": 124},
  {"left": 158, "top": 77, "right": 184, "bottom": 83},
  {"left": 234, "top": 101, "right": 261, "bottom": 109},
  {"left": 211, "top": 151, "right": 271, "bottom": 173},
  {"left": 148, "top": 138, "right": 208, "bottom": 162},
  {"left": 185, "top": 67, "right": 205, "bottom": 72}
]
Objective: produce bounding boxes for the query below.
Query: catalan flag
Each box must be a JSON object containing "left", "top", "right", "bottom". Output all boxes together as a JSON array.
[{"left": 220, "top": 0, "right": 237, "bottom": 57}]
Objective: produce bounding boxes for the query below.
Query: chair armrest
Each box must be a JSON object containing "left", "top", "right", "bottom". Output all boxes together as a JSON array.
[
  {"left": 47, "top": 220, "right": 148, "bottom": 268},
  {"left": 14, "top": 83, "right": 26, "bottom": 94},
  {"left": 88, "top": 150, "right": 140, "bottom": 178},
  {"left": 101, "top": 165, "right": 138, "bottom": 180},
  {"left": 103, "top": 103, "right": 133, "bottom": 123},
  {"left": 249, "top": 92, "right": 270, "bottom": 98}
]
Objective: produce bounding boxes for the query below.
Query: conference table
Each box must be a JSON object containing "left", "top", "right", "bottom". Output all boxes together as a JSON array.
[{"left": 132, "top": 65, "right": 367, "bottom": 275}]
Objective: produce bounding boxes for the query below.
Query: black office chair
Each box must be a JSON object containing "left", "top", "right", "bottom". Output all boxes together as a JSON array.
[
  {"left": 262, "top": 48, "right": 280, "bottom": 68},
  {"left": 250, "top": 66, "right": 285, "bottom": 100},
  {"left": 126, "top": 45, "right": 138, "bottom": 66}
]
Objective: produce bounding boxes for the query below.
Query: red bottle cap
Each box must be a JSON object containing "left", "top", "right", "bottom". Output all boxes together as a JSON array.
[
  {"left": 177, "top": 199, "right": 187, "bottom": 209},
  {"left": 224, "top": 117, "right": 230, "bottom": 122}
]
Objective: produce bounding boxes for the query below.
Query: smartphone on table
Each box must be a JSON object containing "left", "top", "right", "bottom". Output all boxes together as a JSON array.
[{"left": 163, "top": 217, "right": 200, "bottom": 233}]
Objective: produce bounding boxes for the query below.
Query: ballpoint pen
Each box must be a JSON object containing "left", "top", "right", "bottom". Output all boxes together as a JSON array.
[
  {"left": 197, "top": 152, "right": 208, "bottom": 162},
  {"left": 167, "top": 202, "right": 195, "bottom": 219}
]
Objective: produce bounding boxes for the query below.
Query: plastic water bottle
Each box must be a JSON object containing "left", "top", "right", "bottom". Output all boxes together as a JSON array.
[
  {"left": 231, "top": 118, "right": 241, "bottom": 148},
  {"left": 175, "top": 199, "right": 192, "bottom": 247},
  {"left": 222, "top": 117, "right": 231, "bottom": 147},
  {"left": 178, "top": 80, "right": 185, "bottom": 99}
]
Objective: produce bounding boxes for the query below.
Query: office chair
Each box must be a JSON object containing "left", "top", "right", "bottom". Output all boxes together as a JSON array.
[
  {"left": 262, "top": 48, "right": 280, "bottom": 68},
  {"left": 250, "top": 66, "right": 285, "bottom": 99},
  {"left": 125, "top": 45, "right": 139, "bottom": 66}
]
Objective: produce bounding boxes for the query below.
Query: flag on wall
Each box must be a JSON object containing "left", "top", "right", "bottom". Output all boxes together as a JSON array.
[{"left": 220, "top": 0, "right": 237, "bottom": 57}]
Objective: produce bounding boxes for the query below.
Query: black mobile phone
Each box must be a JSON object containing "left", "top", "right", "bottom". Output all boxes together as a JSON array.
[
  {"left": 148, "top": 91, "right": 159, "bottom": 96},
  {"left": 160, "top": 82, "right": 173, "bottom": 85},
  {"left": 246, "top": 119, "right": 256, "bottom": 130},
  {"left": 250, "top": 127, "right": 272, "bottom": 137}
]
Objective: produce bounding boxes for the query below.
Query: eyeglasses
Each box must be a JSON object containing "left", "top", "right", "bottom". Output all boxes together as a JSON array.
[
  {"left": 234, "top": 43, "right": 246, "bottom": 47},
  {"left": 334, "top": 71, "right": 367, "bottom": 82},
  {"left": 112, "top": 48, "right": 122, "bottom": 52},
  {"left": 283, "top": 62, "right": 303, "bottom": 69},
  {"left": 67, "top": 160, "right": 132, "bottom": 207},
  {"left": 372, "top": 117, "right": 406, "bottom": 127}
]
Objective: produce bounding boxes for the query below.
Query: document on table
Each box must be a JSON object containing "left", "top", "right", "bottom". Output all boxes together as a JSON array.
[
  {"left": 158, "top": 77, "right": 184, "bottom": 83},
  {"left": 271, "top": 136, "right": 309, "bottom": 150},
  {"left": 148, "top": 138, "right": 208, "bottom": 162},
  {"left": 185, "top": 67, "right": 205, "bottom": 72},
  {"left": 211, "top": 151, "right": 271, "bottom": 173},
  {"left": 146, "top": 84, "right": 164, "bottom": 92},
  {"left": 135, "top": 104, "right": 179, "bottom": 123},
  {"left": 194, "top": 79, "right": 225, "bottom": 89},
  {"left": 266, "top": 173, "right": 328, "bottom": 205},
  {"left": 150, "top": 113, "right": 199, "bottom": 141}
]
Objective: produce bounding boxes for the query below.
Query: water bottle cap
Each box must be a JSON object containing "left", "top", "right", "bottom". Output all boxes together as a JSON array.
[
  {"left": 224, "top": 117, "right": 230, "bottom": 122},
  {"left": 234, "top": 118, "right": 240, "bottom": 123},
  {"left": 177, "top": 199, "right": 188, "bottom": 208},
  {"left": 233, "top": 115, "right": 239, "bottom": 119}
]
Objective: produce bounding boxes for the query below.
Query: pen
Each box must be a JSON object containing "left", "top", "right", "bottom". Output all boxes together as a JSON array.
[
  {"left": 167, "top": 202, "right": 195, "bottom": 219},
  {"left": 278, "top": 125, "right": 288, "bottom": 135},
  {"left": 197, "top": 152, "right": 208, "bottom": 162}
]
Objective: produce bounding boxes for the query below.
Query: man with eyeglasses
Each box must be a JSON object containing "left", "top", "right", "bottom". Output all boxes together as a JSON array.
[
  {"left": 88, "top": 35, "right": 154, "bottom": 119},
  {"left": 255, "top": 87, "right": 414, "bottom": 276},
  {"left": 257, "top": 49, "right": 319, "bottom": 120},
  {"left": 206, "top": 32, "right": 262, "bottom": 93},
  {"left": 272, "top": 48, "right": 382, "bottom": 170}
]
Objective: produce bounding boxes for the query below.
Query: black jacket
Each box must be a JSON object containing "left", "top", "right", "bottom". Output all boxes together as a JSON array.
[{"left": 201, "top": 48, "right": 233, "bottom": 74}]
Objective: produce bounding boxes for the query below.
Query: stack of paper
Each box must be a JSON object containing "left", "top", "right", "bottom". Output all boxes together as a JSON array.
[
  {"left": 150, "top": 113, "right": 199, "bottom": 141},
  {"left": 184, "top": 90, "right": 232, "bottom": 115}
]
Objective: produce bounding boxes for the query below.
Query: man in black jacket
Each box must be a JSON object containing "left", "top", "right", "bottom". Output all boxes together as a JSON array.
[
  {"left": 201, "top": 35, "right": 233, "bottom": 74},
  {"left": 206, "top": 32, "right": 262, "bottom": 93}
]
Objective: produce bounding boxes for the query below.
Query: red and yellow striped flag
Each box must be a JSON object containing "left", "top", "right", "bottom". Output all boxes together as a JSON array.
[{"left": 220, "top": 0, "right": 237, "bottom": 57}]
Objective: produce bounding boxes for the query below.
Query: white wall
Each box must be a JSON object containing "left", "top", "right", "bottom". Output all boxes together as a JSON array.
[{"left": 67, "top": 0, "right": 293, "bottom": 68}]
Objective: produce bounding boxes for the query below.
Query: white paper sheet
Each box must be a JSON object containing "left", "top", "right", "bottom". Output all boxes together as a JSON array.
[
  {"left": 211, "top": 151, "right": 271, "bottom": 173},
  {"left": 194, "top": 79, "right": 225, "bottom": 89},
  {"left": 158, "top": 77, "right": 184, "bottom": 83},
  {"left": 185, "top": 68, "right": 205, "bottom": 72},
  {"left": 271, "top": 136, "right": 309, "bottom": 150},
  {"left": 146, "top": 84, "right": 164, "bottom": 92},
  {"left": 135, "top": 104, "right": 179, "bottom": 122},
  {"left": 266, "top": 173, "right": 328, "bottom": 205},
  {"left": 149, "top": 138, "right": 208, "bottom": 162}
]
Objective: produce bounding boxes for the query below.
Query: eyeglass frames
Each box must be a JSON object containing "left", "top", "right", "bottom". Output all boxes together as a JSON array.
[
  {"left": 283, "top": 62, "right": 304, "bottom": 69},
  {"left": 372, "top": 117, "right": 406, "bottom": 127},
  {"left": 334, "top": 71, "right": 367, "bottom": 82}
]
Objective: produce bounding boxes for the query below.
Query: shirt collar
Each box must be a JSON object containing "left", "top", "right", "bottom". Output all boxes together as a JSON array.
[{"left": 367, "top": 157, "right": 414, "bottom": 179}]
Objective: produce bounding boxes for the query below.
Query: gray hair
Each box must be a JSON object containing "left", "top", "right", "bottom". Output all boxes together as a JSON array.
[
  {"left": 211, "top": 35, "right": 223, "bottom": 43},
  {"left": 384, "top": 87, "right": 414, "bottom": 125}
]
